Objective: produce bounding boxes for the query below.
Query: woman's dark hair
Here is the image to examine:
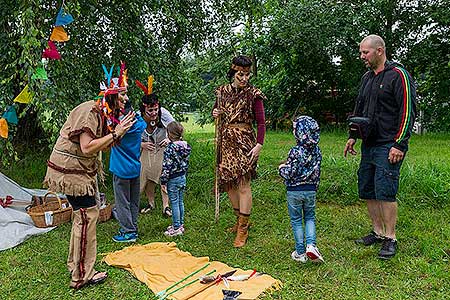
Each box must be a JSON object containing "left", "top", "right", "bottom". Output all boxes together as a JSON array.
[
  {"left": 167, "top": 121, "right": 184, "bottom": 141},
  {"left": 101, "top": 93, "right": 121, "bottom": 134},
  {"left": 226, "top": 55, "right": 252, "bottom": 82},
  {"left": 105, "top": 93, "right": 121, "bottom": 120},
  {"left": 105, "top": 93, "right": 118, "bottom": 109},
  {"left": 140, "top": 93, "right": 163, "bottom": 127}
]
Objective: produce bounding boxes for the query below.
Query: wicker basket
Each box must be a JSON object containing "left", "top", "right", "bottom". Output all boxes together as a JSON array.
[
  {"left": 27, "top": 192, "right": 72, "bottom": 228},
  {"left": 31, "top": 194, "right": 59, "bottom": 207},
  {"left": 98, "top": 204, "right": 113, "bottom": 223}
]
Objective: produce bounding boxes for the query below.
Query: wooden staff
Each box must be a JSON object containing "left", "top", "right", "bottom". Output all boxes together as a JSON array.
[{"left": 214, "top": 90, "right": 222, "bottom": 222}]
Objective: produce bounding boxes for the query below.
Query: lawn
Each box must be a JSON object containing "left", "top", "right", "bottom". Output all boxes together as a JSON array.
[{"left": 1, "top": 114, "right": 449, "bottom": 299}]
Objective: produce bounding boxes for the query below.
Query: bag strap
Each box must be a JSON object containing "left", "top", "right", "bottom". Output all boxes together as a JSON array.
[{"left": 353, "top": 71, "right": 371, "bottom": 116}]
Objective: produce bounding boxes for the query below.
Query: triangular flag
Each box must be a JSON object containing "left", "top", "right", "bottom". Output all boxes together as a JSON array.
[
  {"left": 0, "top": 118, "right": 8, "bottom": 139},
  {"left": 31, "top": 67, "right": 48, "bottom": 80},
  {"left": 50, "top": 26, "right": 69, "bottom": 42},
  {"left": 42, "top": 41, "right": 61, "bottom": 60},
  {"left": 13, "top": 85, "right": 32, "bottom": 104},
  {"left": 55, "top": 7, "right": 74, "bottom": 26},
  {"left": 2, "top": 106, "right": 18, "bottom": 125}
]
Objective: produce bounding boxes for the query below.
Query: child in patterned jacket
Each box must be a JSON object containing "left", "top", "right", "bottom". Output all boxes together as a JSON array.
[
  {"left": 160, "top": 121, "right": 191, "bottom": 237},
  {"left": 278, "top": 116, "right": 324, "bottom": 263}
]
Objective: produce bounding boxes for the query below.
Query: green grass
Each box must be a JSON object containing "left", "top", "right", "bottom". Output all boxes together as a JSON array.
[{"left": 1, "top": 114, "right": 449, "bottom": 299}]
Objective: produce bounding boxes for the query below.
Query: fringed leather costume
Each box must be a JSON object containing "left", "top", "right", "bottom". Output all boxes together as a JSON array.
[{"left": 43, "top": 100, "right": 107, "bottom": 288}]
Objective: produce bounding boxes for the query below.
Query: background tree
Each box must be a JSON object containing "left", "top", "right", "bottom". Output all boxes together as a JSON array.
[
  {"left": 0, "top": 0, "right": 216, "bottom": 165},
  {"left": 1, "top": 0, "right": 449, "bottom": 166}
]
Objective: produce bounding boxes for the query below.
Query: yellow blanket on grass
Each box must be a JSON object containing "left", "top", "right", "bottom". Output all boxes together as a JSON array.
[{"left": 105, "top": 242, "right": 282, "bottom": 300}]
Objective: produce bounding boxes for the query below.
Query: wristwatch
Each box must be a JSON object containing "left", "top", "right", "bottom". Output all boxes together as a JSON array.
[{"left": 111, "top": 131, "right": 118, "bottom": 141}]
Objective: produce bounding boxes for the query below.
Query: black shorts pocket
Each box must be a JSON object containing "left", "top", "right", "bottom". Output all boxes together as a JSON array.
[{"left": 380, "top": 168, "right": 400, "bottom": 200}]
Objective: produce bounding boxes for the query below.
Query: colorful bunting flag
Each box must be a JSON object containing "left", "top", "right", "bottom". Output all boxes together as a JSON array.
[
  {"left": 31, "top": 66, "right": 48, "bottom": 80},
  {"left": 7, "top": 4, "right": 76, "bottom": 134},
  {"left": 2, "top": 106, "right": 18, "bottom": 125},
  {"left": 0, "top": 118, "right": 8, "bottom": 139},
  {"left": 13, "top": 85, "right": 32, "bottom": 104},
  {"left": 50, "top": 26, "right": 69, "bottom": 42},
  {"left": 42, "top": 41, "right": 61, "bottom": 60},
  {"left": 55, "top": 7, "right": 74, "bottom": 26}
]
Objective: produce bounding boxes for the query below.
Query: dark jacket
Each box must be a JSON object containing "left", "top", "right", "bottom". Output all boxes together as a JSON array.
[
  {"left": 279, "top": 116, "right": 321, "bottom": 191},
  {"left": 351, "top": 61, "right": 417, "bottom": 152},
  {"left": 160, "top": 141, "right": 191, "bottom": 185}
]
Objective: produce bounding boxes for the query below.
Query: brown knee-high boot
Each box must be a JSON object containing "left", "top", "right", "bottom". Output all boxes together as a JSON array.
[
  {"left": 234, "top": 214, "right": 250, "bottom": 248},
  {"left": 228, "top": 208, "right": 240, "bottom": 233}
]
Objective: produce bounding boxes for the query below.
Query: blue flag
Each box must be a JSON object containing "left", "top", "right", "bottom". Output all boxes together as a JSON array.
[
  {"left": 2, "top": 106, "right": 18, "bottom": 125},
  {"left": 55, "top": 7, "right": 74, "bottom": 26}
]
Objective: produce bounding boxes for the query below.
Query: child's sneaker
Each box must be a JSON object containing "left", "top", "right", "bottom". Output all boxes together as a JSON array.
[
  {"left": 166, "top": 224, "right": 185, "bottom": 233},
  {"left": 113, "top": 232, "right": 137, "bottom": 243},
  {"left": 164, "top": 226, "right": 184, "bottom": 237},
  {"left": 291, "top": 250, "right": 308, "bottom": 263},
  {"left": 306, "top": 244, "right": 324, "bottom": 262}
]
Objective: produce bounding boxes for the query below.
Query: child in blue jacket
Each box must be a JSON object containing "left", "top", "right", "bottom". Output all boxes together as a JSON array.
[
  {"left": 279, "top": 116, "right": 324, "bottom": 263},
  {"left": 160, "top": 121, "right": 191, "bottom": 237},
  {"left": 110, "top": 97, "right": 146, "bottom": 243}
]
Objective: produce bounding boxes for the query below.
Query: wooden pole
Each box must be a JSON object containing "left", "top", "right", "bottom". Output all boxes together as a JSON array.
[{"left": 214, "top": 91, "right": 222, "bottom": 223}]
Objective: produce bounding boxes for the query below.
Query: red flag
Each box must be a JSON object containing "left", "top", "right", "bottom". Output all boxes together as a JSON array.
[{"left": 42, "top": 41, "right": 61, "bottom": 60}]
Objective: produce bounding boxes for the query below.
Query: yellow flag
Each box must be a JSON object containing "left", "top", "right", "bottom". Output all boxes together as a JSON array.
[
  {"left": 50, "top": 26, "right": 69, "bottom": 42},
  {"left": 13, "top": 84, "right": 32, "bottom": 104},
  {"left": 0, "top": 118, "right": 8, "bottom": 139}
]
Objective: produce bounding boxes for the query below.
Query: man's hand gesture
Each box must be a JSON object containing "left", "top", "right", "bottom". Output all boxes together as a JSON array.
[{"left": 344, "top": 138, "right": 357, "bottom": 157}]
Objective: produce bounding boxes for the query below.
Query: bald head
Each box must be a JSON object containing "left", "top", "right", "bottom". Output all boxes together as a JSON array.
[
  {"left": 361, "top": 35, "right": 385, "bottom": 50},
  {"left": 359, "top": 34, "right": 386, "bottom": 72}
]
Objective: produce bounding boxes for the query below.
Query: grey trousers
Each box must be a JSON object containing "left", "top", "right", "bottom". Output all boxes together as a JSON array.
[{"left": 113, "top": 174, "right": 140, "bottom": 233}]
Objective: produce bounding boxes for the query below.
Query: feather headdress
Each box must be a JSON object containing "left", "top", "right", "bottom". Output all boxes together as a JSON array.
[
  {"left": 99, "top": 61, "right": 128, "bottom": 96},
  {"left": 97, "top": 61, "right": 128, "bottom": 133},
  {"left": 135, "top": 75, "right": 154, "bottom": 95}
]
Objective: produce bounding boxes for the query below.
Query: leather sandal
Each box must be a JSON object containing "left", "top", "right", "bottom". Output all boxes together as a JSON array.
[
  {"left": 88, "top": 271, "right": 108, "bottom": 285},
  {"left": 141, "top": 203, "right": 155, "bottom": 214},
  {"left": 162, "top": 206, "right": 172, "bottom": 218}
]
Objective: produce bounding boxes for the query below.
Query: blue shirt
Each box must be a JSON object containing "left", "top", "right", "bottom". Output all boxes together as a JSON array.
[{"left": 109, "top": 114, "right": 146, "bottom": 179}]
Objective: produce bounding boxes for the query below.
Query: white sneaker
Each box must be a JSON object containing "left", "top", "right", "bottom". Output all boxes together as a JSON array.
[
  {"left": 306, "top": 244, "right": 324, "bottom": 263},
  {"left": 291, "top": 251, "right": 308, "bottom": 263},
  {"left": 164, "top": 226, "right": 184, "bottom": 237},
  {"left": 166, "top": 224, "right": 185, "bottom": 233}
]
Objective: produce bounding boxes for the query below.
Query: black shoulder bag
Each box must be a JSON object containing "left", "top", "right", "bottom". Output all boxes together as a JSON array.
[{"left": 348, "top": 72, "right": 382, "bottom": 141}]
